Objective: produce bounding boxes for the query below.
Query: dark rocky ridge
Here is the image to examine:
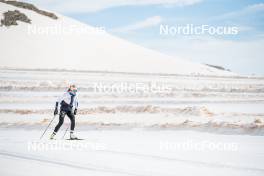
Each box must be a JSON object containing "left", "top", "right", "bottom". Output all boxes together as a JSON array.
[
  {"left": 0, "top": 0, "right": 58, "bottom": 20},
  {"left": 1, "top": 10, "right": 31, "bottom": 26},
  {"left": 206, "top": 64, "right": 231, "bottom": 72}
]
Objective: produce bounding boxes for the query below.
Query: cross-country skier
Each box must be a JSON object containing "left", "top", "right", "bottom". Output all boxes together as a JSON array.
[{"left": 50, "top": 84, "right": 79, "bottom": 140}]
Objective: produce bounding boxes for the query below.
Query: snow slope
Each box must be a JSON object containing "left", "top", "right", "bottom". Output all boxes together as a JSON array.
[{"left": 0, "top": 1, "right": 233, "bottom": 76}]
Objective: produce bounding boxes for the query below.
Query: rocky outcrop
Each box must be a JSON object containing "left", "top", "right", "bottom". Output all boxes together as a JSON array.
[
  {"left": 206, "top": 64, "right": 231, "bottom": 72},
  {"left": 0, "top": 0, "right": 58, "bottom": 20},
  {"left": 1, "top": 10, "right": 31, "bottom": 27}
]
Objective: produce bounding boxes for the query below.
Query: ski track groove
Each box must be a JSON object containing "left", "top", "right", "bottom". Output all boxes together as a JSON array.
[
  {"left": 0, "top": 150, "right": 150, "bottom": 176},
  {"left": 22, "top": 139, "right": 264, "bottom": 174},
  {"left": 1, "top": 148, "right": 264, "bottom": 175},
  {"left": 93, "top": 149, "right": 264, "bottom": 173}
]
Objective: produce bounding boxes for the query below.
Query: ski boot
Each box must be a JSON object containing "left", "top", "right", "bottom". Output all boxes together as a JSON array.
[
  {"left": 50, "top": 132, "right": 56, "bottom": 140},
  {"left": 70, "top": 131, "right": 78, "bottom": 140}
]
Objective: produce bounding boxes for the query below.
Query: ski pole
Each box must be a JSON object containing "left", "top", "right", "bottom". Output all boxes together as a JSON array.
[
  {"left": 61, "top": 124, "right": 70, "bottom": 139},
  {"left": 40, "top": 115, "right": 56, "bottom": 139}
]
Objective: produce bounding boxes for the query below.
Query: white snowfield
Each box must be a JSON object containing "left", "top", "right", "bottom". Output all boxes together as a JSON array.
[
  {"left": 0, "top": 1, "right": 233, "bottom": 76},
  {"left": 1, "top": 130, "right": 264, "bottom": 176}
]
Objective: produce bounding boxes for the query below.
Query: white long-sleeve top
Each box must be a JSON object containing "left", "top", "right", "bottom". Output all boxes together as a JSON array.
[{"left": 56, "top": 91, "right": 78, "bottom": 110}]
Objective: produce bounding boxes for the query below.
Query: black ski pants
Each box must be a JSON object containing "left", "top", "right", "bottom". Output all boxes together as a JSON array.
[{"left": 54, "top": 110, "right": 75, "bottom": 132}]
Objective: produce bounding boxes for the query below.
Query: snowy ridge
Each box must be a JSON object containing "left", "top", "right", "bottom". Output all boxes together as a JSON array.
[
  {"left": 0, "top": 2, "right": 234, "bottom": 76},
  {"left": 1, "top": 79, "right": 264, "bottom": 92},
  {"left": 0, "top": 69, "right": 263, "bottom": 93},
  {"left": 1, "top": 105, "right": 264, "bottom": 135},
  {"left": 1, "top": 69, "right": 264, "bottom": 135}
]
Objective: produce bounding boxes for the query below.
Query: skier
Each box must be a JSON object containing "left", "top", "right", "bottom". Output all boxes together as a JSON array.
[{"left": 50, "top": 84, "right": 79, "bottom": 140}]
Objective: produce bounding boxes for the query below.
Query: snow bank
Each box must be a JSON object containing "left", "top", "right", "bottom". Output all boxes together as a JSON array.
[
  {"left": 0, "top": 69, "right": 264, "bottom": 135},
  {"left": 1, "top": 104, "right": 264, "bottom": 135}
]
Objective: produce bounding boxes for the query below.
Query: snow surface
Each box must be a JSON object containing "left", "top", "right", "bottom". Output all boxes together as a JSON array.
[
  {"left": 0, "top": 65, "right": 264, "bottom": 176},
  {"left": 0, "top": 2, "right": 234, "bottom": 76},
  {"left": 1, "top": 130, "right": 264, "bottom": 176}
]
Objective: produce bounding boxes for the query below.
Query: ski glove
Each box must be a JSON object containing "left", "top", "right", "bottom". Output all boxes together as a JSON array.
[
  {"left": 54, "top": 102, "right": 59, "bottom": 115},
  {"left": 74, "top": 109, "right": 77, "bottom": 115},
  {"left": 54, "top": 108, "right": 58, "bottom": 115}
]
